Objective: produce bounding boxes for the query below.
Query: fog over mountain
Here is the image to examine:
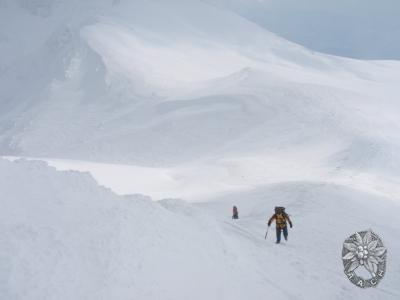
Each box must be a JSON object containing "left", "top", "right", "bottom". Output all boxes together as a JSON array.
[{"left": 207, "top": 0, "right": 400, "bottom": 59}]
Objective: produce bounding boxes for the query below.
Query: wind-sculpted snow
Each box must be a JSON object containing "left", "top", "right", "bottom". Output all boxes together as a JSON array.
[
  {"left": 0, "top": 158, "right": 241, "bottom": 299},
  {"left": 1, "top": 158, "right": 400, "bottom": 299},
  {"left": 1, "top": 1, "right": 400, "bottom": 299},
  {"left": 1, "top": 0, "right": 400, "bottom": 171}
]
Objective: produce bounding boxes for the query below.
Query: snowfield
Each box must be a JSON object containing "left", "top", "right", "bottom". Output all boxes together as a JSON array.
[
  {"left": 1, "top": 0, "right": 400, "bottom": 299},
  {"left": 1, "top": 0, "right": 400, "bottom": 166},
  {"left": 2, "top": 158, "right": 400, "bottom": 299}
]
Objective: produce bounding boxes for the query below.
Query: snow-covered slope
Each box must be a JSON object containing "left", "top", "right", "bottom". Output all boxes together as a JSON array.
[
  {"left": 1, "top": 158, "right": 400, "bottom": 299},
  {"left": 0, "top": 158, "right": 238, "bottom": 299},
  {"left": 1, "top": 1, "right": 400, "bottom": 299},
  {"left": 1, "top": 0, "right": 400, "bottom": 170}
]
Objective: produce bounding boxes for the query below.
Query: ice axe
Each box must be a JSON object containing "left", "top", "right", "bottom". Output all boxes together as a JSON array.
[{"left": 265, "top": 226, "right": 270, "bottom": 239}]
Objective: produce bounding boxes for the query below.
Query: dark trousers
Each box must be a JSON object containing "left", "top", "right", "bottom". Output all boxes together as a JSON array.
[{"left": 276, "top": 226, "right": 288, "bottom": 243}]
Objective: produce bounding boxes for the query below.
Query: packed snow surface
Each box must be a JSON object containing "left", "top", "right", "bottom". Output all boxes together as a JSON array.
[
  {"left": 1, "top": 0, "right": 400, "bottom": 299},
  {"left": 2, "top": 159, "right": 400, "bottom": 299}
]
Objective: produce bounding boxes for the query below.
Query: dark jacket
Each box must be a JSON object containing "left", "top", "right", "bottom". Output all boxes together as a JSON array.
[{"left": 232, "top": 206, "right": 239, "bottom": 219}]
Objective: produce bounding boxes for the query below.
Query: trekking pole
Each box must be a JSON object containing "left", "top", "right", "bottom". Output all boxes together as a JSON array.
[{"left": 265, "top": 226, "right": 270, "bottom": 239}]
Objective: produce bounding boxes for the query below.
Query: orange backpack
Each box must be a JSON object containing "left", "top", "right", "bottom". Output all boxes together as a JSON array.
[{"left": 275, "top": 213, "right": 287, "bottom": 229}]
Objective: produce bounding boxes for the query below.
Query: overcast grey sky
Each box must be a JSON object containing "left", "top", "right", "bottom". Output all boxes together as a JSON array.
[{"left": 215, "top": 0, "right": 400, "bottom": 60}]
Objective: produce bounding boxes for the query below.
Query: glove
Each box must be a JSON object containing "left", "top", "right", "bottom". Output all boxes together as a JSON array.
[{"left": 290, "top": 224, "right": 293, "bottom": 228}]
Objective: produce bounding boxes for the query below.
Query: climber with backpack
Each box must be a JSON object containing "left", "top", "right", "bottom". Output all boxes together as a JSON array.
[
  {"left": 267, "top": 207, "right": 293, "bottom": 243},
  {"left": 232, "top": 206, "right": 239, "bottom": 219}
]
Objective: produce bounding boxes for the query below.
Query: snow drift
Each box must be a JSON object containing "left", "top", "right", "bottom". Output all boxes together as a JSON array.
[
  {"left": 1, "top": 158, "right": 399, "bottom": 299},
  {"left": 1, "top": 0, "right": 400, "bottom": 172},
  {"left": 0, "top": 158, "right": 241, "bottom": 299},
  {"left": 1, "top": 0, "right": 400, "bottom": 299}
]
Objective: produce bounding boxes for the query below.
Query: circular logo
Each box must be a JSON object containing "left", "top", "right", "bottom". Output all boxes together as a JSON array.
[{"left": 342, "top": 230, "right": 387, "bottom": 288}]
